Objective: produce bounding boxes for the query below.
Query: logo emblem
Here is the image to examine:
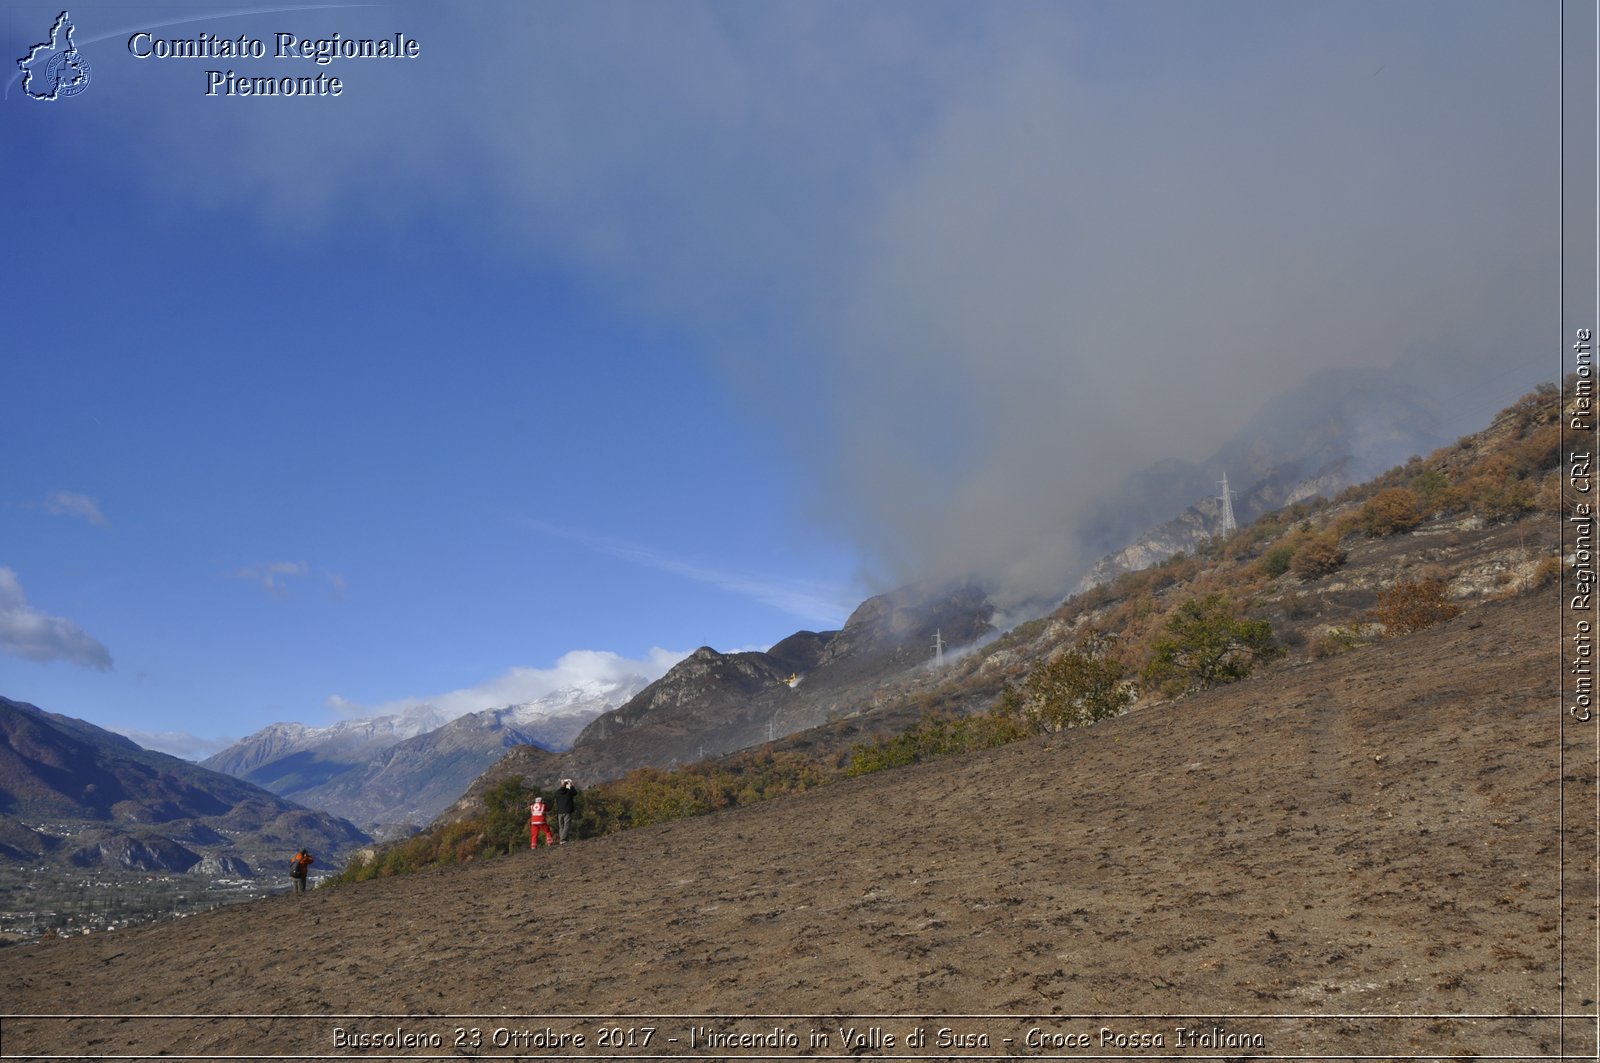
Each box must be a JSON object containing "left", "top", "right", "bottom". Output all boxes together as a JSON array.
[{"left": 18, "top": 11, "right": 91, "bottom": 101}]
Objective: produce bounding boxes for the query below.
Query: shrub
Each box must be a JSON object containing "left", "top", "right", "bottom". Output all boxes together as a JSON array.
[
  {"left": 1357, "top": 488, "right": 1424, "bottom": 536},
  {"left": 1370, "top": 577, "right": 1462, "bottom": 636},
  {"left": 1258, "top": 542, "right": 1297, "bottom": 578},
  {"left": 1467, "top": 473, "right": 1537, "bottom": 523},
  {"left": 1142, "top": 594, "right": 1284, "bottom": 695},
  {"left": 846, "top": 733, "right": 919, "bottom": 776},
  {"left": 1410, "top": 469, "right": 1453, "bottom": 512},
  {"left": 1290, "top": 532, "right": 1347, "bottom": 580},
  {"left": 845, "top": 705, "right": 1028, "bottom": 777}
]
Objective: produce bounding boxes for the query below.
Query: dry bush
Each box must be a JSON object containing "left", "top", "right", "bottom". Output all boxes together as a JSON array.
[
  {"left": 1357, "top": 487, "right": 1424, "bottom": 536},
  {"left": 1466, "top": 468, "right": 1537, "bottom": 523},
  {"left": 1410, "top": 562, "right": 1451, "bottom": 583},
  {"left": 1290, "top": 532, "right": 1347, "bottom": 580},
  {"left": 1370, "top": 577, "right": 1462, "bottom": 636},
  {"left": 1507, "top": 421, "right": 1561, "bottom": 474}
]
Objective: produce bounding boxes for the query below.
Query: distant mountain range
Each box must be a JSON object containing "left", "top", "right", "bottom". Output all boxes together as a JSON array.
[
  {"left": 201, "top": 703, "right": 452, "bottom": 792},
  {"left": 202, "top": 680, "right": 647, "bottom": 835},
  {"left": 0, "top": 696, "right": 367, "bottom": 875}
]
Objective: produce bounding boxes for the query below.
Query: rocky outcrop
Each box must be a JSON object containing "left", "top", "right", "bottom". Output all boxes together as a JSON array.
[
  {"left": 67, "top": 833, "right": 201, "bottom": 873},
  {"left": 191, "top": 853, "right": 255, "bottom": 877}
]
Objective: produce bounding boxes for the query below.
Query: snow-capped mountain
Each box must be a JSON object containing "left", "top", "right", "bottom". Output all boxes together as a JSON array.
[
  {"left": 492, "top": 681, "right": 650, "bottom": 748},
  {"left": 201, "top": 677, "right": 648, "bottom": 835},
  {"left": 201, "top": 703, "right": 452, "bottom": 791}
]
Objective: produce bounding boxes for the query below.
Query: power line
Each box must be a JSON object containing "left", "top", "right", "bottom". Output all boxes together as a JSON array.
[{"left": 1217, "top": 473, "right": 1237, "bottom": 535}]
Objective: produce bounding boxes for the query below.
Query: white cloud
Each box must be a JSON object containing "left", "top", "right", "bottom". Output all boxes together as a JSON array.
[
  {"left": 324, "top": 646, "right": 688, "bottom": 722},
  {"left": 42, "top": 490, "right": 107, "bottom": 526},
  {"left": 235, "top": 561, "right": 308, "bottom": 597},
  {"left": 0, "top": 567, "right": 112, "bottom": 670},
  {"left": 115, "top": 728, "right": 234, "bottom": 761},
  {"left": 524, "top": 520, "right": 856, "bottom": 628},
  {"left": 323, "top": 693, "right": 362, "bottom": 715}
]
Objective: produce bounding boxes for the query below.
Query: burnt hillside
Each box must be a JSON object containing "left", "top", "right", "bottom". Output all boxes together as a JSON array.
[{"left": 1, "top": 590, "right": 1587, "bottom": 1061}]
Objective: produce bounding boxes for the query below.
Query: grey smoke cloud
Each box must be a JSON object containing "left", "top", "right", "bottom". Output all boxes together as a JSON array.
[
  {"left": 788, "top": 3, "right": 1558, "bottom": 603},
  {"left": 76, "top": 1, "right": 1560, "bottom": 609}
]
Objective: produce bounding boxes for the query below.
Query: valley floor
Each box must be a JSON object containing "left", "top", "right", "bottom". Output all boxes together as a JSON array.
[{"left": 1, "top": 592, "right": 1591, "bottom": 1060}]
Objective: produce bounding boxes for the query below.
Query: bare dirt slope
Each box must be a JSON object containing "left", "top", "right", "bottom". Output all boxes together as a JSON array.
[{"left": 1, "top": 592, "right": 1591, "bottom": 1060}]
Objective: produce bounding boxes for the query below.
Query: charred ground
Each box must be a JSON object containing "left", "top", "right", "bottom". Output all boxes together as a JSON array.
[{"left": 0, "top": 590, "right": 1588, "bottom": 1059}]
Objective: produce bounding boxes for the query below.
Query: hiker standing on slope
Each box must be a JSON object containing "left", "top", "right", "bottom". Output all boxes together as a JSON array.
[
  {"left": 529, "top": 795, "right": 556, "bottom": 850},
  {"left": 290, "top": 848, "right": 314, "bottom": 893},
  {"left": 554, "top": 778, "right": 578, "bottom": 844}
]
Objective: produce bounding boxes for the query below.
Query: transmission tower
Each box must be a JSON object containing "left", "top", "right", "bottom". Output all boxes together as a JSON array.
[
  {"left": 932, "top": 629, "right": 945, "bottom": 668},
  {"left": 1217, "top": 473, "right": 1237, "bottom": 535}
]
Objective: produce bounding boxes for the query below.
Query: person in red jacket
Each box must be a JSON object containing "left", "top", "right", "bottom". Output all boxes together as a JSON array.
[{"left": 528, "top": 796, "right": 555, "bottom": 850}]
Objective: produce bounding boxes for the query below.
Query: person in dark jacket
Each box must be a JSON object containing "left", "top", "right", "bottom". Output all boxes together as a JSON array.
[{"left": 554, "top": 779, "right": 578, "bottom": 844}]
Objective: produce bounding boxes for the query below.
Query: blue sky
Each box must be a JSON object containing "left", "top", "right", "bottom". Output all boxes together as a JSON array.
[{"left": 1, "top": 1, "right": 1568, "bottom": 756}]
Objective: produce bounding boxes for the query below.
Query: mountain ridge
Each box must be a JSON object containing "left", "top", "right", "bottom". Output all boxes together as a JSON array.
[{"left": 0, "top": 696, "right": 369, "bottom": 878}]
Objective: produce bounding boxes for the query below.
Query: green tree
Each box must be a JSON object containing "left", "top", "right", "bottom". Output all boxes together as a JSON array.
[
  {"left": 1143, "top": 594, "right": 1283, "bottom": 695},
  {"left": 483, "top": 776, "right": 536, "bottom": 854},
  {"left": 1020, "top": 629, "right": 1132, "bottom": 732}
]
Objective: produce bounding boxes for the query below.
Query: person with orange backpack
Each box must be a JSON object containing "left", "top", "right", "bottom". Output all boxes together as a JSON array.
[
  {"left": 528, "top": 795, "right": 555, "bottom": 850},
  {"left": 289, "top": 848, "right": 314, "bottom": 893}
]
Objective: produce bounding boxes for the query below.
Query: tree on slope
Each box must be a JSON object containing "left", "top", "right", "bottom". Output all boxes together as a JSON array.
[
  {"left": 483, "top": 776, "right": 536, "bottom": 854},
  {"left": 1143, "top": 594, "right": 1283, "bottom": 695},
  {"left": 1019, "top": 629, "right": 1133, "bottom": 732}
]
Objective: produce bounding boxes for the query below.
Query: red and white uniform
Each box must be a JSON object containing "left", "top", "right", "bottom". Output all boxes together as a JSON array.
[{"left": 529, "top": 798, "right": 555, "bottom": 849}]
